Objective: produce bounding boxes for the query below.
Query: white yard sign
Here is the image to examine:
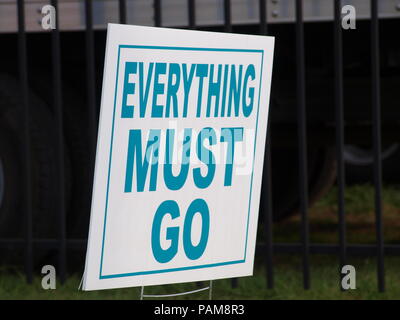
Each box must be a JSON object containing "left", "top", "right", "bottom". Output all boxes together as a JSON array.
[{"left": 83, "top": 24, "right": 274, "bottom": 291}]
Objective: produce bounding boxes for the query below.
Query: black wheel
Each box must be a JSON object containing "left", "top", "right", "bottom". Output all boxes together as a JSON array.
[
  {"left": 344, "top": 143, "right": 400, "bottom": 184},
  {"left": 0, "top": 157, "right": 4, "bottom": 212},
  {"left": 0, "top": 124, "right": 22, "bottom": 238},
  {"left": 0, "top": 74, "right": 64, "bottom": 263},
  {"left": 260, "top": 146, "right": 336, "bottom": 222},
  {"left": 27, "top": 71, "right": 93, "bottom": 270}
]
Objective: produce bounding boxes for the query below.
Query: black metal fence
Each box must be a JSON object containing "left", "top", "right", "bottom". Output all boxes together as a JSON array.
[{"left": 2, "top": 0, "right": 399, "bottom": 293}]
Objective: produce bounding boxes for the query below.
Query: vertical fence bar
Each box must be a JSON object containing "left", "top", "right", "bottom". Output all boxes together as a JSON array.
[
  {"left": 259, "top": 0, "right": 274, "bottom": 289},
  {"left": 259, "top": 0, "right": 267, "bottom": 35},
  {"left": 85, "top": 0, "right": 97, "bottom": 168},
  {"left": 154, "top": 0, "right": 162, "bottom": 27},
  {"left": 51, "top": 0, "right": 67, "bottom": 283},
  {"left": 334, "top": 0, "right": 346, "bottom": 289},
  {"left": 295, "top": 0, "right": 310, "bottom": 290},
  {"left": 119, "top": 0, "right": 127, "bottom": 24},
  {"left": 370, "top": 0, "right": 385, "bottom": 292},
  {"left": 188, "top": 0, "right": 196, "bottom": 29},
  {"left": 223, "top": 0, "right": 236, "bottom": 289},
  {"left": 223, "top": 0, "right": 232, "bottom": 33},
  {"left": 17, "top": 0, "right": 33, "bottom": 284}
]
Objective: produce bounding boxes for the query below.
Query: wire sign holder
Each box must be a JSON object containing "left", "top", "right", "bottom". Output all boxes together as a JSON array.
[{"left": 140, "top": 281, "right": 213, "bottom": 300}]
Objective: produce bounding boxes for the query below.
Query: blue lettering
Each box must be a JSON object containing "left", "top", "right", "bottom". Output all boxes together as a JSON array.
[
  {"left": 151, "top": 200, "right": 180, "bottom": 263},
  {"left": 124, "top": 129, "right": 160, "bottom": 192}
]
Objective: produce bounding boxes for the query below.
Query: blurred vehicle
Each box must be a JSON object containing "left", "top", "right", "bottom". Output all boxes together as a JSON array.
[{"left": 0, "top": 0, "right": 399, "bottom": 254}]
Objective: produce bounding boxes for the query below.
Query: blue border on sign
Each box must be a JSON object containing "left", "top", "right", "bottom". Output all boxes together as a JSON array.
[{"left": 99, "top": 45, "right": 265, "bottom": 279}]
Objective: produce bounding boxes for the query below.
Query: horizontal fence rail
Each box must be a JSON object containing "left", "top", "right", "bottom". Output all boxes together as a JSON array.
[
  {"left": 1, "top": 240, "right": 400, "bottom": 257},
  {"left": 0, "top": 0, "right": 396, "bottom": 294}
]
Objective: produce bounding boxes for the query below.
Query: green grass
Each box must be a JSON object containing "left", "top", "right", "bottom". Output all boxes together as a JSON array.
[
  {"left": 0, "top": 184, "right": 399, "bottom": 300},
  {"left": 1, "top": 255, "right": 400, "bottom": 300},
  {"left": 273, "top": 184, "right": 400, "bottom": 244}
]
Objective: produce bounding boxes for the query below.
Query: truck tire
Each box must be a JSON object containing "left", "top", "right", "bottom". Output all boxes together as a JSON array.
[
  {"left": 344, "top": 143, "right": 400, "bottom": 184},
  {"left": 266, "top": 146, "right": 337, "bottom": 222},
  {"left": 28, "top": 71, "right": 93, "bottom": 239},
  {"left": 0, "top": 74, "right": 64, "bottom": 263},
  {"left": 27, "top": 71, "right": 93, "bottom": 270}
]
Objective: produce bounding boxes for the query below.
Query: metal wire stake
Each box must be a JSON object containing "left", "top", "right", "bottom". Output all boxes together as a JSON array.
[
  {"left": 140, "top": 281, "right": 213, "bottom": 300},
  {"left": 140, "top": 286, "right": 144, "bottom": 300}
]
